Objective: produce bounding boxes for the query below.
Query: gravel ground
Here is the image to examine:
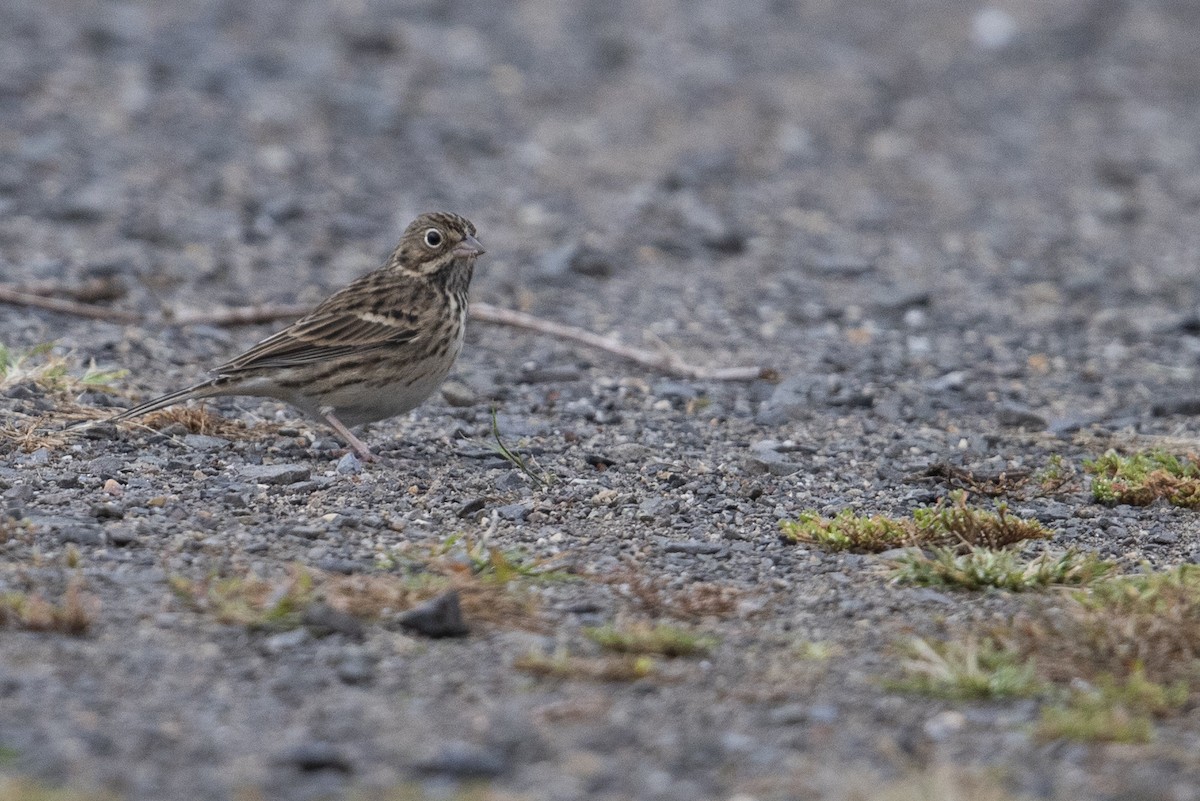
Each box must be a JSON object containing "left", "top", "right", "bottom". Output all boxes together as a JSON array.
[{"left": 3, "top": 1, "right": 1200, "bottom": 799}]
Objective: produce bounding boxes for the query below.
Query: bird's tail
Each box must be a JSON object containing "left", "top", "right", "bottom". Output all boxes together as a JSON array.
[
  {"left": 65, "top": 379, "right": 228, "bottom": 432},
  {"left": 108, "top": 379, "right": 229, "bottom": 422}
]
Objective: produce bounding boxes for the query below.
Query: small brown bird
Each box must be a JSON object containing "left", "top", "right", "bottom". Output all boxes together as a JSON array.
[{"left": 107, "top": 211, "right": 484, "bottom": 461}]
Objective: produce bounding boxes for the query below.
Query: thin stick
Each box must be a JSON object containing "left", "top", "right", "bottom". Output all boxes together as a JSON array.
[
  {"left": 470, "top": 302, "right": 778, "bottom": 381},
  {"left": 166, "top": 304, "right": 310, "bottom": 327},
  {"left": 0, "top": 286, "right": 140, "bottom": 323},
  {"left": 0, "top": 284, "right": 778, "bottom": 382}
]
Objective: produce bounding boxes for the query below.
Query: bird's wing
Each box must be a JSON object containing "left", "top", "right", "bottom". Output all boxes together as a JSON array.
[{"left": 217, "top": 307, "right": 422, "bottom": 373}]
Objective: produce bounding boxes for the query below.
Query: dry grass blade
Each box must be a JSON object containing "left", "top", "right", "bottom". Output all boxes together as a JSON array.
[
  {"left": 0, "top": 576, "right": 95, "bottom": 635},
  {"left": 513, "top": 650, "right": 659, "bottom": 682},
  {"left": 1003, "top": 565, "right": 1200, "bottom": 686}
]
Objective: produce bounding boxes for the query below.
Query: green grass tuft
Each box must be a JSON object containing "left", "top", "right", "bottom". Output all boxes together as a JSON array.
[
  {"left": 890, "top": 547, "right": 1116, "bottom": 591},
  {"left": 888, "top": 637, "right": 1042, "bottom": 700},
  {"left": 781, "top": 491, "right": 1050, "bottom": 553},
  {"left": 0, "top": 342, "right": 126, "bottom": 395},
  {"left": 584, "top": 622, "right": 717, "bottom": 657},
  {"left": 1085, "top": 448, "right": 1200, "bottom": 507},
  {"left": 1037, "top": 668, "right": 1189, "bottom": 743}
]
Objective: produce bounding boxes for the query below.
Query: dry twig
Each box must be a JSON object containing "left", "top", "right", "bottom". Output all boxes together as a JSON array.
[{"left": 0, "top": 282, "right": 777, "bottom": 381}]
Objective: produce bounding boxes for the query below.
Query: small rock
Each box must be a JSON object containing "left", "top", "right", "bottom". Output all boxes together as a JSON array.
[
  {"left": 86, "top": 456, "right": 124, "bottom": 479},
  {"left": 182, "top": 434, "right": 229, "bottom": 451},
  {"left": 262, "top": 628, "right": 310, "bottom": 653},
  {"left": 768, "top": 703, "right": 838, "bottom": 725},
  {"left": 58, "top": 524, "right": 106, "bottom": 546},
  {"left": 240, "top": 464, "right": 311, "bottom": 485},
  {"left": 748, "top": 450, "right": 803, "bottom": 476},
  {"left": 538, "top": 241, "right": 615, "bottom": 281},
  {"left": 1151, "top": 397, "right": 1200, "bottom": 417},
  {"left": 316, "top": 558, "right": 362, "bottom": 574},
  {"left": 927, "top": 371, "right": 967, "bottom": 392},
  {"left": 441, "top": 380, "right": 478, "bottom": 407},
  {"left": 652, "top": 380, "right": 699, "bottom": 402},
  {"left": 91, "top": 502, "right": 124, "bottom": 520},
  {"left": 637, "top": 497, "right": 674, "bottom": 520},
  {"left": 495, "top": 502, "right": 530, "bottom": 522},
  {"left": 1152, "top": 531, "right": 1180, "bottom": 545},
  {"left": 910, "top": 588, "right": 954, "bottom": 606},
  {"left": 808, "top": 704, "right": 839, "bottom": 724},
  {"left": 518, "top": 364, "right": 583, "bottom": 384},
  {"left": 996, "top": 404, "right": 1047, "bottom": 430},
  {"left": 289, "top": 525, "right": 324, "bottom": 540},
  {"left": 663, "top": 540, "right": 724, "bottom": 555},
  {"left": 280, "top": 742, "right": 352, "bottom": 773},
  {"left": 107, "top": 525, "right": 138, "bottom": 547},
  {"left": 397, "top": 590, "right": 469, "bottom": 638},
  {"left": 456, "top": 498, "right": 487, "bottom": 519},
  {"left": 414, "top": 741, "right": 508, "bottom": 778},
  {"left": 923, "top": 710, "right": 967, "bottom": 741},
  {"left": 756, "top": 374, "right": 815, "bottom": 425},
  {"left": 494, "top": 471, "right": 527, "bottom": 491},
  {"left": 335, "top": 453, "right": 362, "bottom": 475},
  {"left": 303, "top": 602, "right": 365, "bottom": 638},
  {"left": 334, "top": 648, "right": 375, "bottom": 685}
]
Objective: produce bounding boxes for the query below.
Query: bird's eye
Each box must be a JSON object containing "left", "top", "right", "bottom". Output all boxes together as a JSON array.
[{"left": 423, "top": 229, "right": 444, "bottom": 248}]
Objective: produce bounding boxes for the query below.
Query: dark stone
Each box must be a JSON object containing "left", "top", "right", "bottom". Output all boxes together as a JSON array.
[
  {"left": 279, "top": 742, "right": 353, "bottom": 774},
  {"left": 996, "top": 404, "right": 1048, "bottom": 430},
  {"left": 396, "top": 590, "right": 469, "bottom": 638},
  {"left": 92, "top": 503, "right": 124, "bottom": 520},
  {"left": 1151, "top": 397, "right": 1200, "bottom": 417},
  {"left": 302, "top": 602, "right": 365, "bottom": 638},
  {"left": 494, "top": 502, "right": 530, "bottom": 522},
  {"left": 663, "top": 540, "right": 725, "bottom": 555},
  {"left": 182, "top": 434, "right": 230, "bottom": 451},
  {"left": 456, "top": 498, "right": 487, "bottom": 518},
  {"left": 316, "top": 559, "right": 363, "bottom": 575},
  {"left": 86, "top": 456, "right": 125, "bottom": 479}
]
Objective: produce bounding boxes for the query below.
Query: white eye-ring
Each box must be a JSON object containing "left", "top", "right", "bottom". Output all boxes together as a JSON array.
[{"left": 423, "top": 228, "right": 444, "bottom": 248}]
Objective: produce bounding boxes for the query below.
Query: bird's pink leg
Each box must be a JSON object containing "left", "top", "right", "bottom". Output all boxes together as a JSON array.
[{"left": 320, "top": 407, "right": 378, "bottom": 462}]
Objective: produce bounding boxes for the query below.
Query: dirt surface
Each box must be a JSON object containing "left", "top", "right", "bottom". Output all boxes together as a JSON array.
[{"left": 3, "top": 1, "right": 1200, "bottom": 799}]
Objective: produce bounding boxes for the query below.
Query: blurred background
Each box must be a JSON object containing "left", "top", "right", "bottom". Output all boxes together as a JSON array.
[{"left": 2, "top": 0, "right": 1200, "bottom": 424}]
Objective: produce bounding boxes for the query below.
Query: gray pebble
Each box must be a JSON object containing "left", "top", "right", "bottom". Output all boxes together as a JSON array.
[
  {"left": 86, "top": 456, "right": 125, "bottom": 478},
  {"left": 262, "top": 629, "right": 310, "bottom": 653},
  {"left": 240, "top": 464, "right": 311, "bottom": 485},
  {"left": 440, "top": 380, "right": 478, "bottom": 407},
  {"left": 414, "top": 741, "right": 508, "bottom": 778},
  {"left": 495, "top": 502, "right": 530, "bottom": 522},
  {"left": 748, "top": 451, "right": 803, "bottom": 476},
  {"left": 334, "top": 649, "right": 375, "bottom": 685},
  {"left": 182, "top": 434, "right": 230, "bottom": 450},
  {"left": 663, "top": 540, "right": 724, "bottom": 555},
  {"left": 302, "top": 602, "right": 365, "bottom": 638},
  {"left": 335, "top": 453, "right": 362, "bottom": 475}
]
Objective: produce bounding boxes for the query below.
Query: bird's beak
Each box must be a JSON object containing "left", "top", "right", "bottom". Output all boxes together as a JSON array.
[{"left": 453, "top": 234, "right": 486, "bottom": 258}]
